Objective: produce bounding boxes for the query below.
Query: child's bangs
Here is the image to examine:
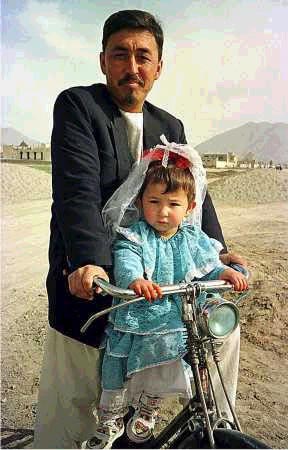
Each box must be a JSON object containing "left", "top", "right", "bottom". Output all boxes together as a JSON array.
[{"left": 141, "top": 162, "right": 195, "bottom": 202}]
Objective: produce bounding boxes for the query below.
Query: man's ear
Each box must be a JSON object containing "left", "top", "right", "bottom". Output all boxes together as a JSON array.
[
  {"left": 154, "top": 59, "right": 163, "bottom": 80},
  {"left": 100, "top": 52, "right": 106, "bottom": 75},
  {"left": 186, "top": 201, "right": 196, "bottom": 216}
]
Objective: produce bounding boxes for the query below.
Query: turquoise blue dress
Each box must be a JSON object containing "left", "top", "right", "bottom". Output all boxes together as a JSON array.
[{"left": 101, "top": 220, "right": 226, "bottom": 391}]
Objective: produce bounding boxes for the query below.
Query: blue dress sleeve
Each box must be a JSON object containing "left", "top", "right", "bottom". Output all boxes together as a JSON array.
[
  {"left": 113, "top": 237, "right": 144, "bottom": 288},
  {"left": 184, "top": 225, "right": 228, "bottom": 280}
]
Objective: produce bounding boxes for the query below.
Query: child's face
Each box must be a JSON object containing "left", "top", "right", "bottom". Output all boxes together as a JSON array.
[{"left": 141, "top": 182, "right": 196, "bottom": 238}]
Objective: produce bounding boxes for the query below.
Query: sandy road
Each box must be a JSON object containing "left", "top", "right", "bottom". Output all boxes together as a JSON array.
[
  {"left": 1, "top": 199, "right": 50, "bottom": 339},
  {"left": 2, "top": 200, "right": 50, "bottom": 293}
]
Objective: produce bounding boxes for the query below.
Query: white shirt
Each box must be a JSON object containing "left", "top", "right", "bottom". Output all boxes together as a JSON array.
[{"left": 120, "top": 109, "right": 143, "bottom": 162}]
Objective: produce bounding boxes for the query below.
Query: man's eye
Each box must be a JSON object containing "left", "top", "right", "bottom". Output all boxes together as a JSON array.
[
  {"left": 137, "top": 54, "right": 151, "bottom": 62},
  {"left": 114, "top": 53, "right": 127, "bottom": 59}
]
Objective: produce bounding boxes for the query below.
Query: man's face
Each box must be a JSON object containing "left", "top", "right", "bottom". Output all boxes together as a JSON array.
[{"left": 100, "top": 28, "right": 163, "bottom": 112}]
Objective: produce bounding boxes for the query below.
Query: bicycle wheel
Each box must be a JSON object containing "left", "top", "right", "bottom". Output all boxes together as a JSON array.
[{"left": 176, "top": 428, "right": 269, "bottom": 449}]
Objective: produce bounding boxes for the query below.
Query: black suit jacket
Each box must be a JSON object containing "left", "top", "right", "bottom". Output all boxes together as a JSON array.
[{"left": 47, "top": 83, "right": 227, "bottom": 347}]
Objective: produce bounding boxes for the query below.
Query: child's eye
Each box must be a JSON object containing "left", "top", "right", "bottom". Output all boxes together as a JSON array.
[{"left": 171, "top": 203, "right": 181, "bottom": 207}]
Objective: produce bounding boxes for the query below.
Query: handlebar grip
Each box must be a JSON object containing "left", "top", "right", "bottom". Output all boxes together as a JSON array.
[
  {"left": 93, "top": 276, "right": 138, "bottom": 298},
  {"left": 92, "top": 276, "right": 108, "bottom": 296}
]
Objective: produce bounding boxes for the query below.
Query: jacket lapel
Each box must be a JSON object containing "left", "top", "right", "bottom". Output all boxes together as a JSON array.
[
  {"left": 95, "top": 84, "right": 133, "bottom": 180},
  {"left": 110, "top": 113, "right": 133, "bottom": 180},
  {"left": 143, "top": 104, "right": 169, "bottom": 150}
]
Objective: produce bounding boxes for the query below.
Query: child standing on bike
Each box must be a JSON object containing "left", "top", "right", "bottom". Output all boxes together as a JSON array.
[{"left": 81, "top": 136, "right": 248, "bottom": 449}]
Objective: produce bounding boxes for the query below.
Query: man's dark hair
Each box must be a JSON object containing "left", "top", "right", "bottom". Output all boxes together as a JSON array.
[{"left": 102, "top": 10, "right": 164, "bottom": 60}]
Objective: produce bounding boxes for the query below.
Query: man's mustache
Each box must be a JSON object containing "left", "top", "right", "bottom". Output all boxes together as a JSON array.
[{"left": 118, "top": 75, "right": 145, "bottom": 87}]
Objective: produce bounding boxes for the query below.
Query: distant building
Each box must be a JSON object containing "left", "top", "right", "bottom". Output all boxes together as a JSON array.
[
  {"left": 238, "top": 160, "right": 252, "bottom": 169},
  {"left": 202, "top": 152, "right": 238, "bottom": 168},
  {"left": 257, "top": 161, "right": 269, "bottom": 168},
  {"left": 1, "top": 141, "right": 51, "bottom": 161}
]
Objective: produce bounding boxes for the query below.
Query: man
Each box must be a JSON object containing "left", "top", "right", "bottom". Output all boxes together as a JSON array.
[{"left": 34, "top": 10, "right": 245, "bottom": 449}]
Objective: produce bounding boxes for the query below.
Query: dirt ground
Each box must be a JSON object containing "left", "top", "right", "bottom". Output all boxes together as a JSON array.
[{"left": 1, "top": 164, "right": 288, "bottom": 448}]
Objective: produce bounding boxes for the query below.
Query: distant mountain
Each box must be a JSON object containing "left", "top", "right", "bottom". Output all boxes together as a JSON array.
[
  {"left": 195, "top": 122, "right": 288, "bottom": 163},
  {"left": 1, "top": 127, "right": 41, "bottom": 146}
]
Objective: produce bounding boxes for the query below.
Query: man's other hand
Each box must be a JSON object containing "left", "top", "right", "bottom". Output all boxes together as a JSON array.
[
  {"left": 220, "top": 252, "right": 247, "bottom": 268},
  {"left": 68, "top": 265, "right": 109, "bottom": 300}
]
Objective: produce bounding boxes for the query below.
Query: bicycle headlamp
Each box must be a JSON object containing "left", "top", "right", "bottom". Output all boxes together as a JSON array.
[{"left": 199, "top": 297, "right": 239, "bottom": 338}]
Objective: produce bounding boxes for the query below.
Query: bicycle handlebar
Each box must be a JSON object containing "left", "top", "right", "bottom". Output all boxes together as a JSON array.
[
  {"left": 80, "top": 278, "right": 233, "bottom": 334},
  {"left": 95, "top": 277, "right": 232, "bottom": 299}
]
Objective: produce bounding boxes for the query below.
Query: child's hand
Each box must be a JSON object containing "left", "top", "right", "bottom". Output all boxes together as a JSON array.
[
  {"left": 129, "top": 279, "right": 163, "bottom": 303},
  {"left": 219, "top": 268, "right": 248, "bottom": 291}
]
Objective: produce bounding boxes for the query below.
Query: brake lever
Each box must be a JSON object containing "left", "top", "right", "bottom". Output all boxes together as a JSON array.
[{"left": 80, "top": 296, "right": 145, "bottom": 334}]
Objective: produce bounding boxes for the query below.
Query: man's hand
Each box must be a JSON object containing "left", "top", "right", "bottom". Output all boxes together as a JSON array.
[
  {"left": 220, "top": 252, "right": 247, "bottom": 268},
  {"left": 129, "top": 279, "right": 162, "bottom": 303},
  {"left": 68, "top": 265, "right": 109, "bottom": 300},
  {"left": 219, "top": 268, "right": 248, "bottom": 291}
]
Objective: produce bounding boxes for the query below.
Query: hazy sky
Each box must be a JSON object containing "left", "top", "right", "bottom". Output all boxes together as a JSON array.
[{"left": 2, "top": 0, "right": 288, "bottom": 145}]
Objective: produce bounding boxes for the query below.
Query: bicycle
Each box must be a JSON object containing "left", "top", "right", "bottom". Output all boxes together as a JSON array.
[{"left": 81, "top": 277, "right": 269, "bottom": 449}]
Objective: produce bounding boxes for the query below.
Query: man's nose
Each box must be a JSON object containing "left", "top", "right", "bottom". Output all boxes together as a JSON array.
[{"left": 126, "top": 55, "right": 138, "bottom": 73}]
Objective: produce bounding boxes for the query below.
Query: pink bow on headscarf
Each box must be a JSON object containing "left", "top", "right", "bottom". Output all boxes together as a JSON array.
[{"left": 142, "top": 147, "right": 191, "bottom": 169}]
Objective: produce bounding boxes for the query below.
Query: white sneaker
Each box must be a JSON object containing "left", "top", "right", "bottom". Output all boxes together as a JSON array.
[
  {"left": 126, "top": 393, "right": 161, "bottom": 444},
  {"left": 81, "top": 418, "right": 124, "bottom": 449}
]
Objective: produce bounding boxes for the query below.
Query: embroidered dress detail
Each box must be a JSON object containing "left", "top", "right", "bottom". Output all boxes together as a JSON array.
[{"left": 115, "top": 226, "right": 143, "bottom": 245}]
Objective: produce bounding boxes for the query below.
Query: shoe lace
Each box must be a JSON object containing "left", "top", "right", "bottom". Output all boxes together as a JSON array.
[{"left": 137, "top": 395, "right": 161, "bottom": 422}]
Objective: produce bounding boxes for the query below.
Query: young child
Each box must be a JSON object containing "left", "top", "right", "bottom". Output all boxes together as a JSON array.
[{"left": 82, "top": 137, "right": 248, "bottom": 449}]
